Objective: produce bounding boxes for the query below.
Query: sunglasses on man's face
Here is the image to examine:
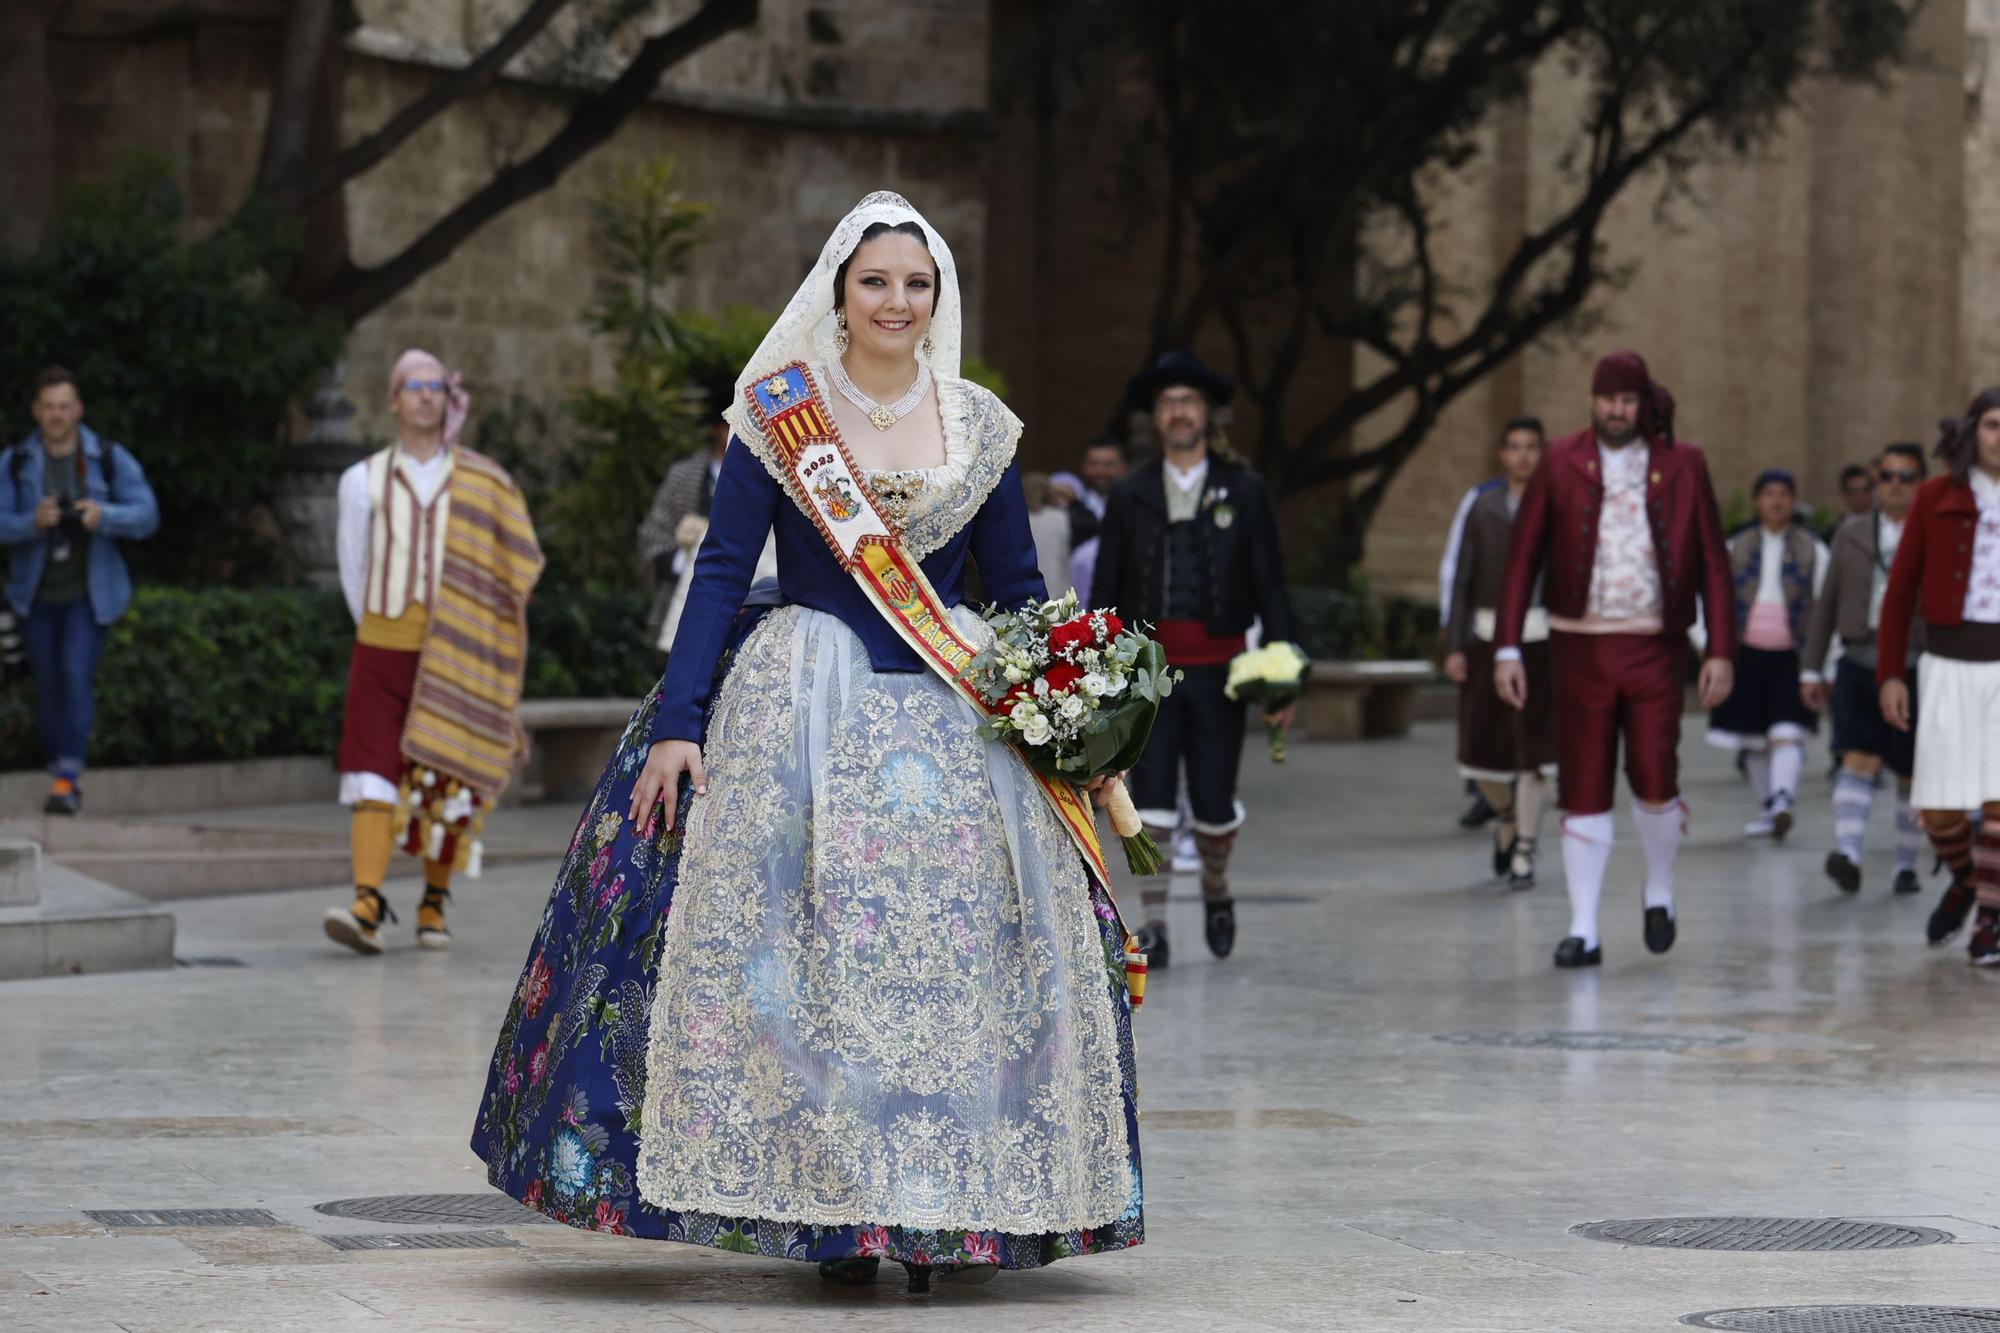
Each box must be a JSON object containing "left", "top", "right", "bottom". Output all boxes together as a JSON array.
[
  {"left": 1877, "top": 468, "right": 1919, "bottom": 484},
  {"left": 402, "top": 379, "right": 447, "bottom": 395}
]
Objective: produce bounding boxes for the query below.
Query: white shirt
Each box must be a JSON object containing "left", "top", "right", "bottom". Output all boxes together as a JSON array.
[
  {"left": 1868, "top": 513, "right": 1904, "bottom": 632},
  {"left": 1583, "top": 442, "right": 1663, "bottom": 622},
  {"left": 1967, "top": 469, "right": 2000, "bottom": 623},
  {"left": 1437, "top": 484, "right": 1485, "bottom": 620},
  {"left": 1164, "top": 456, "right": 1209, "bottom": 496},
  {"left": 336, "top": 448, "right": 452, "bottom": 625},
  {"left": 1754, "top": 529, "right": 1788, "bottom": 605}
]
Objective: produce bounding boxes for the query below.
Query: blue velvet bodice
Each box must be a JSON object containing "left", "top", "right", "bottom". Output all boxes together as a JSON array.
[{"left": 649, "top": 437, "right": 1046, "bottom": 744}]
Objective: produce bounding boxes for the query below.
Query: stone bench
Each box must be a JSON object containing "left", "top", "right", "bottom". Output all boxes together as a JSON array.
[
  {"left": 1301, "top": 659, "right": 1436, "bottom": 742},
  {"left": 516, "top": 698, "right": 643, "bottom": 804}
]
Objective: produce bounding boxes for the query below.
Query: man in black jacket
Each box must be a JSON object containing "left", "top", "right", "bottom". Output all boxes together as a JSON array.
[{"left": 1092, "top": 350, "right": 1295, "bottom": 968}]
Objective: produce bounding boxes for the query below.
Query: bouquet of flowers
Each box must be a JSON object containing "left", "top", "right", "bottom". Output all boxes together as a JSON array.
[
  {"left": 963, "top": 591, "right": 1181, "bottom": 874},
  {"left": 1225, "top": 641, "right": 1312, "bottom": 762}
]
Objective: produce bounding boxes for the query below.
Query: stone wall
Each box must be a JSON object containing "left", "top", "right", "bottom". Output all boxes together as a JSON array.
[
  {"left": 12, "top": 1, "right": 1999, "bottom": 607},
  {"left": 1362, "top": 0, "right": 1968, "bottom": 600},
  {"left": 340, "top": 0, "right": 994, "bottom": 442}
]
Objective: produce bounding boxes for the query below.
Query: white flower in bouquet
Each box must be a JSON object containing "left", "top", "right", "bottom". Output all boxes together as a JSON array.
[{"left": 1020, "top": 711, "right": 1053, "bottom": 746}]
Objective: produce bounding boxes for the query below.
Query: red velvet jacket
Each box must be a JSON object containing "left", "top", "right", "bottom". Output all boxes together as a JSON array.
[
  {"left": 1876, "top": 474, "right": 1981, "bottom": 684},
  {"left": 1494, "top": 427, "right": 1735, "bottom": 660}
]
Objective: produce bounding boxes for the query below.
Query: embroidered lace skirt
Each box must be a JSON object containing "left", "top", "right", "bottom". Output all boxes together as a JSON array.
[{"left": 472, "top": 604, "right": 1143, "bottom": 1269}]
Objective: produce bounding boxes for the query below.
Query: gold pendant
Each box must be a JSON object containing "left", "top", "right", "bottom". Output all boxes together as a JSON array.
[{"left": 868, "top": 404, "right": 897, "bottom": 431}]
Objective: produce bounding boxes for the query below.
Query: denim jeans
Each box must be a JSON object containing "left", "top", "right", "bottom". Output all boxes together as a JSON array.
[{"left": 24, "top": 598, "right": 106, "bottom": 780}]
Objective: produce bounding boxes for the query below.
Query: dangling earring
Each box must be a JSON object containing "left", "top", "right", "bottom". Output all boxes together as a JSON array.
[
  {"left": 834, "top": 309, "right": 851, "bottom": 355},
  {"left": 921, "top": 330, "right": 935, "bottom": 358}
]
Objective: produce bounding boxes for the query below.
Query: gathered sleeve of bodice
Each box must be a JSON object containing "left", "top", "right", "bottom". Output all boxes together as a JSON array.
[
  {"left": 649, "top": 438, "right": 782, "bottom": 745},
  {"left": 968, "top": 459, "right": 1049, "bottom": 612}
]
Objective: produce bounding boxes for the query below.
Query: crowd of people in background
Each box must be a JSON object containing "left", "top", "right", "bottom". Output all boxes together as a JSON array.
[
  {"left": 1442, "top": 356, "right": 2000, "bottom": 969},
  {"left": 17, "top": 328, "right": 2000, "bottom": 982}
]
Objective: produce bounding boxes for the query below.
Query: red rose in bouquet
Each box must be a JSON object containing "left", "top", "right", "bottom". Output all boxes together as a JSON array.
[{"left": 1042, "top": 663, "right": 1085, "bottom": 694}]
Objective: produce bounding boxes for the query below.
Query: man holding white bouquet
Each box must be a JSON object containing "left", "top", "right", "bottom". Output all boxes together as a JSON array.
[{"left": 1092, "top": 350, "right": 1298, "bottom": 967}]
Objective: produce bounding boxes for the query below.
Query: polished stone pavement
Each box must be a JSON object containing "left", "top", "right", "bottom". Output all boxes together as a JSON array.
[{"left": 3, "top": 718, "right": 1998, "bottom": 1331}]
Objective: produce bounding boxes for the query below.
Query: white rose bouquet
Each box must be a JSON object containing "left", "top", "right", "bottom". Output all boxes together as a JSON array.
[
  {"left": 1225, "top": 641, "right": 1312, "bottom": 762},
  {"left": 963, "top": 591, "right": 1181, "bottom": 874}
]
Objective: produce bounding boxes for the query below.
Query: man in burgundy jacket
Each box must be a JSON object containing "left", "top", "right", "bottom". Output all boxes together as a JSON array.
[{"left": 1494, "top": 351, "right": 1736, "bottom": 968}]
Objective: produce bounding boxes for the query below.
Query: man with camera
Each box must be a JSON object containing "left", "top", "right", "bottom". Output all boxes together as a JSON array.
[{"left": 0, "top": 368, "right": 159, "bottom": 814}]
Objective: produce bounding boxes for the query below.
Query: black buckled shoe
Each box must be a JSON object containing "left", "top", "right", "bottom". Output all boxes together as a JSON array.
[
  {"left": 1643, "top": 906, "right": 1677, "bottom": 955},
  {"left": 1203, "top": 898, "right": 1236, "bottom": 959},
  {"left": 1507, "top": 840, "right": 1538, "bottom": 891},
  {"left": 1458, "top": 791, "right": 1497, "bottom": 829},
  {"left": 1824, "top": 850, "right": 1862, "bottom": 895},
  {"left": 1491, "top": 835, "right": 1516, "bottom": 880},
  {"left": 1135, "top": 923, "right": 1169, "bottom": 971},
  {"left": 1928, "top": 879, "right": 1976, "bottom": 946},
  {"left": 1553, "top": 936, "right": 1602, "bottom": 969},
  {"left": 1892, "top": 868, "right": 1923, "bottom": 896}
]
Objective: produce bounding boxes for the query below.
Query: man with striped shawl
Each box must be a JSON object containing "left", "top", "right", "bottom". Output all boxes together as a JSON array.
[{"left": 322, "top": 349, "right": 543, "bottom": 955}]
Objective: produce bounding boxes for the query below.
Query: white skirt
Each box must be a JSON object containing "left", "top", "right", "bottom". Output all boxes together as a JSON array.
[{"left": 1910, "top": 652, "right": 2000, "bottom": 809}]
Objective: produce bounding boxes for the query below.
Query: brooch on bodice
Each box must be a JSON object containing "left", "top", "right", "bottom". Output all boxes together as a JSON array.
[{"left": 867, "top": 473, "right": 927, "bottom": 526}]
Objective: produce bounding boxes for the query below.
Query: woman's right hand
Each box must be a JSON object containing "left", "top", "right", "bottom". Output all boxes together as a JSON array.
[{"left": 629, "top": 739, "right": 706, "bottom": 835}]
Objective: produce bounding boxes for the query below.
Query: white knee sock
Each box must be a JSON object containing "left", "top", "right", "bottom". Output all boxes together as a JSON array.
[
  {"left": 1561, "top": 812, "right": 1615, "bottom": 948},
  {"left": 1768, "top": 742, "right": 1804, "bottom": 811},
  {"left": 1894, "top": 784, "right": 1921, "bottom": 874},
  {"left": 1631, "top": 799, "right": 1683, "bottom": 914},
  {"left": 1745, "top": 750, "right": 1772, "bottom": 805},
  {"left": 1832, "top": 769, "right": 1875, "bottom": 862}
]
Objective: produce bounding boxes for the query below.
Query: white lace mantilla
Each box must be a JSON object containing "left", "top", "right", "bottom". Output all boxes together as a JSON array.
[
  {"left": 733, "top": 369, "right": 1021, "bottom": 559},
  {"left": 634, "top": 605, "right": 1133, "bottom": 1232}
]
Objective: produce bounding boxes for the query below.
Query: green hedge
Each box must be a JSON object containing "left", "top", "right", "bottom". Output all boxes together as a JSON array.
[
  {"left": 0, "top": 582, "right": 663, "bottom": 772},
  {"left": 1289, "top": 580, "right": 1440, "bottom": 661}
]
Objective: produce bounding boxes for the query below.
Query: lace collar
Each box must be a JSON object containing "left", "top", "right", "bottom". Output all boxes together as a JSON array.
[{"left": 735, "top": 369, "right": 1021, "bottom": 559}]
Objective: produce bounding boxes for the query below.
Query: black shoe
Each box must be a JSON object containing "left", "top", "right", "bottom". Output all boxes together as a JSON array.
[
  {"left": 1824, "top": 850, "right": 1862, "bottom": 895},
  {"left": 1203, "top": 898, "right": 1236, "bottom": 959},
  {"left": 1643, "top": 906, "right": 1677, "bottom": 955},
  {"left": 1928, "top": 880, "right": 1976, "bottom": 946},
  {"left": 1971, "top": 911, "right": 2000, "bottom": 967},
  {"left": 1770, "top": 805, "right": 1794, "bottom": 842},
  {"left": 1893, "top": 869, "right": 1923, "bottom": 896},
  {"left": 1135, "top": 923, "right": 1169, "bottom": 971},
  {"left": 43, "top": 782, "right": 80, "bottom": 816},
  {"left": 1459, "top": 792, "right": 1497, "bottom": 830},
  {"left": 1553, "top": 936, "right": 1602, "bottom": 969},
  {"left": 1507, "top": 842, "right": 1538, "bottom": 891},
  {"left": 1491, "top": 836, "right": 1516, "bottom": 879}
]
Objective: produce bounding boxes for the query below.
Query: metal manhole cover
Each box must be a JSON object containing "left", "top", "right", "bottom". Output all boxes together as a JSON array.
[
  {"left": 313, "top": 1194, "right": 549, "bottom": 1226},
  {"left": 1576, "top": 1217, "right": 1952, "bottom": 1251},
  {"left": 1683, "top": 1307, "right": 2000, "bottom": 1331},
  {"left": 320, "top": 1229, "right": 522, "bottom": 1252},
  {"left": 86, "top": 1208, "right": 281, "bottom": 1228},
  {"left": 1437, "top": 1030, "right": 1745, "bottom": 1052}
]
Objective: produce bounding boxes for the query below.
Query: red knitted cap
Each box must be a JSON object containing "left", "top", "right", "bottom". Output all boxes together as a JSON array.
[{"left": 1591, "top": 351, "right": 1651, "bottom": 397}]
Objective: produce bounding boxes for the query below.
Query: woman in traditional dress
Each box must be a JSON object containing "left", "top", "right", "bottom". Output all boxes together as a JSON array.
[{"left": 471, "top": 193, "right": 1143, "bottom": 1291}]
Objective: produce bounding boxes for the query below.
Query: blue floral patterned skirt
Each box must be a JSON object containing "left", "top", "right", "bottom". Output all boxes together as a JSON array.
[{"left": 471, "top": 606, "right": 1143, "bottom": 1270}]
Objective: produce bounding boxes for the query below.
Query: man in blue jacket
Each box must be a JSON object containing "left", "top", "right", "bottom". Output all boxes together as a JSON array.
[{"left": 0, "top": 368, "right": 159, "bottom": 814}]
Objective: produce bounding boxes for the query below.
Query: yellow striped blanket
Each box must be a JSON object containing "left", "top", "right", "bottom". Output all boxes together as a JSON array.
[{"left": 399, "top": 447, "right": 544, "bottom": 806}]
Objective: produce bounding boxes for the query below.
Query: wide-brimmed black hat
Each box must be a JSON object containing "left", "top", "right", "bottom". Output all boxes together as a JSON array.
[
  {"left": 703, "top": 377, "right": 737, "bottom": 417},
  {"left": 1126, "top": 349, "right": 1236, "bottom": 412}
]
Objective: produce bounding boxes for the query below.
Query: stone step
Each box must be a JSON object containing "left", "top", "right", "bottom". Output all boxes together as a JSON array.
[
  {"left": 0, "top": 836, "right": 38, "bottom": 907},
  {"left": 0, "top": 817, "right": 547, "bottom": 899},
  {"left": 0, "top": 860, "right": 174, "bottom": 981}
]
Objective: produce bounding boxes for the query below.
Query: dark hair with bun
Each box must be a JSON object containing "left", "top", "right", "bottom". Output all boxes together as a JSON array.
[
  {"left": 1935, "top": 386, "right": 2000, "bottom": 486},
  {"left": 832, "top": 221, "right": 942, "bottom": 317}
]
